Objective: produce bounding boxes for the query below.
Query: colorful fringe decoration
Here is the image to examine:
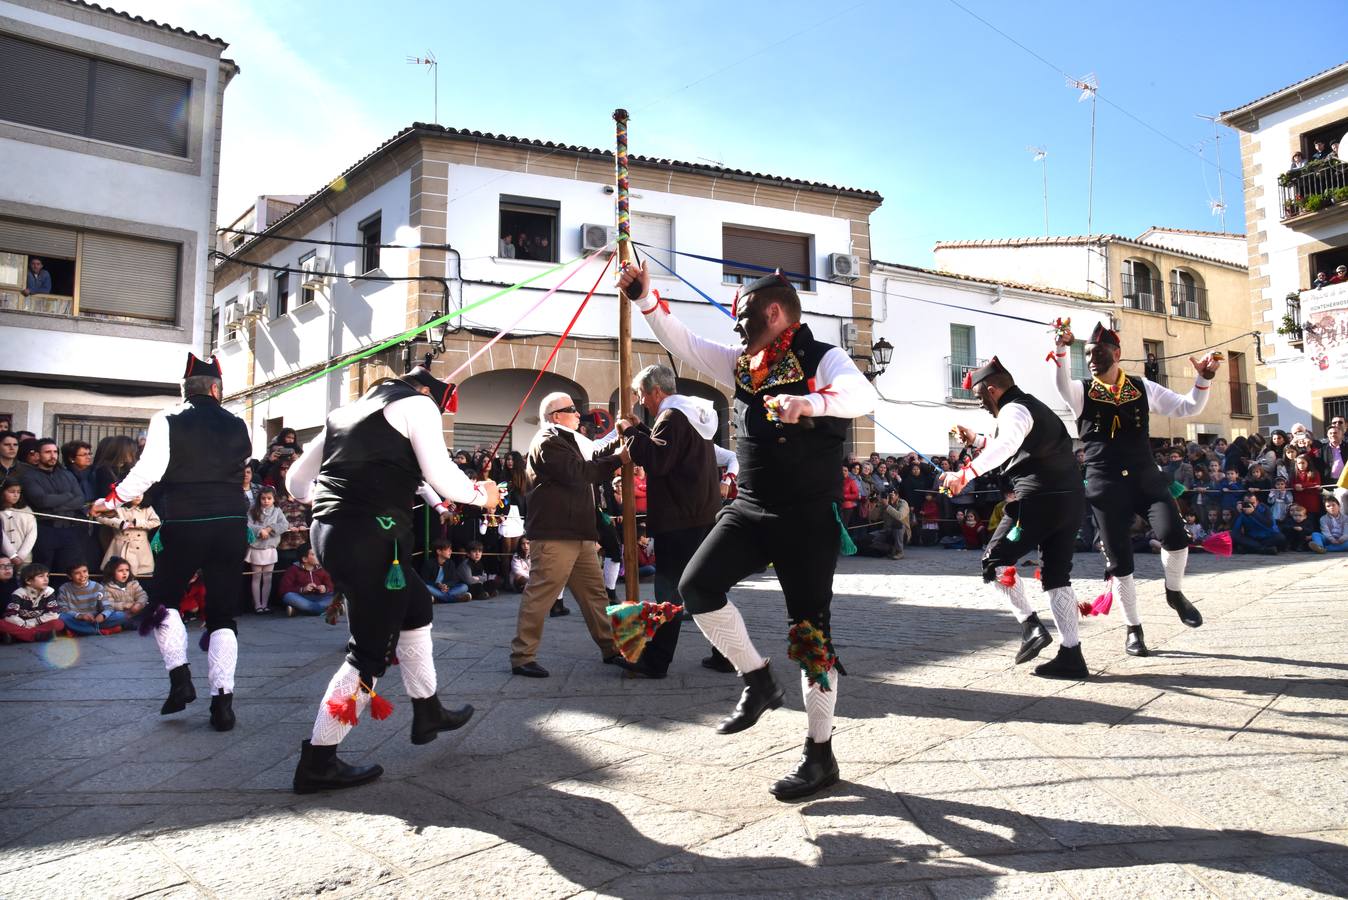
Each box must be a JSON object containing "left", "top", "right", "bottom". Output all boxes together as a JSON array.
[
  {"left": 1168, "top": 481, "right": 1187, "bottom": 499},
  {"left": 996, "top": 566, "right": 1017, "bottom": 587},
  {"left": 150, "top": 530, "right": 163, "bottom": 554},
  {"left": 833, "top": 504, "right": 856, "bottom": 556},
  {"left": 787, "top": 620, "right": 839, "bottom": 691},
  {"left": 1202, "top": 532, "right": 1233, "bottom": 557},
  {"left": 607, "top": 600, "right": 683, "bottom": 663},
  {"left": 137, "top": 603, "right": 168, "bottom": 637},
  {"left": 1078, "top": 581, "right": 1113, "bottom": 617}
]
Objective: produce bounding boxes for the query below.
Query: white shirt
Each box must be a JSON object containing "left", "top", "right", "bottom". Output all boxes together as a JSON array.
[
  {"left": 967, "top": 403, "right": 1035, "bottom": 478},
  {"left": 114, "top": 404, "right": 175, "bottom": 501},
  {"left": 714, "top": 444, "right": 739, "bottom": 477},
  {"left": 1050, "top": 347, "right": 1211, "bottom": 419},
  {"left": 287, "top": 394, "right": 487, "bottom": 507},
  {"left": 637, "top": 295, "right": 877, "bottom": 420}
]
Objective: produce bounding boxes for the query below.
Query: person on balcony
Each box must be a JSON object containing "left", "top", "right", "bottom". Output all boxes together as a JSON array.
[
  {"left": 1313, "top": 271, "right": 1331, "bottom": 290},
  {"left": 1311, "top": 139, "right": 1331, "bottom": 161},
  {"left": 21, "top": 258, "right": 51, "bottom": 297},
  {"left": 1290, "top": 152, "right": 1307, "bottom": 170},
  {"left": 1330, "top": 265, "right": 1348, "bottom": 285}
]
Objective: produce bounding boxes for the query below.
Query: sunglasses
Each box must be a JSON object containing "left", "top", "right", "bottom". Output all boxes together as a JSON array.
[{"left": 549, "top": 406, "right": 579, "bottom": 415}]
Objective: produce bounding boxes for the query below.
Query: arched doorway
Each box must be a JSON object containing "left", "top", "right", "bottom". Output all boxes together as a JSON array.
[
  {"left": 454, "top": 369, "right": 587, "bottom": 452},
  {"left": 607, "top": 378, "right": 731, "bottom": 446}
]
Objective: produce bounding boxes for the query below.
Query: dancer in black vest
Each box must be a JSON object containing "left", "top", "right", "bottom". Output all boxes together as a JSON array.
[
  {"left": 617, "top": 263, "right": 876, "bottom": 801},
  {"left": 93, "top": 354, "right": 251, "bottom": 731},
  {"left": 286, "top": 367, "right": 500, "bottom": 793},
  {"left": 1052, "top": 323, "right": 1222, "bottom": 656},
  {"left": 941, "top": 358, "right": 1089, "bottom": 679}
]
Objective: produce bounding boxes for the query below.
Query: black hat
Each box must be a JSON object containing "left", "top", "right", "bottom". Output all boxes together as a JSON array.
[
  {"left": 406, "top": 366, "right": 457, "bottom": 413},
  {"left": 183, "top": 353, "right": 222, "bottom": 380},
  {"left": 962, "top": 356, "right": 1011, "bottom": 391},
  {"left": 733, "top": 270, "right": 797, "bottom": 316},
  {"left": 1088, "top": 322, "right": 1121, "bottom": 348}
]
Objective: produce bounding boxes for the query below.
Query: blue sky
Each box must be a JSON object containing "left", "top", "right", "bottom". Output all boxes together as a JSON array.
[{"left": 123, "top": 0, "right": 1345, "bottom": 264}]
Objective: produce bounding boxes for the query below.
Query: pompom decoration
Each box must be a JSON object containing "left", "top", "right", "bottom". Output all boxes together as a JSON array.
[
  {"left": 1033, "top": 568, "right": 1042, "bottom": 581},
  {"left": 137, "top": 603, "right": 169, "bottom": 637},
  {"left": 1079, "top": 582, "right": 1113, "bottom": 617},
  {"left": 385, "top": 539, "right": 407, "bottom": 590},
  {"left": 327, "top": 694, "right": 359, "bottom": 726},
  {"left": 997, "top": 567, "right": 1017, "bottom": 587},
  {"left": 833, "top": 504, "right": 857, "bottom": 556},
  {"left": 1168, "top": 481, "right": 1187, "bottom": 499},
  {"left": 150, "top": 530, "right": 163, "bottom": 554},
  {"left": 788, "top": 620, "right": 839, "bottom": 691},
  {"left": 607, "top": 600, "right": 683, "bottom": 663},
  {"left": 368, "top": 691, "right": 393, "bottom": 721},
  {"left": 1202, "top": 532, "right": 1233, "bottom": 557},
  {"left": 1007, "top": 523, "right": 1023, "bottom": 541}
]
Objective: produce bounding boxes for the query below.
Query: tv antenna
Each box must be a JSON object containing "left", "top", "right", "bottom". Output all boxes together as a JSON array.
[
  {"left": 406, "top": 51, "right": 439, "bottom": 124},
  {"left": 1027, "top": 146, "right": 1048, "bottom": 236},
  {"left": 1067, "top": 73, "right": 1098, "bottom": 292},
  {"left": 1196, "top": 113, "right": 1227, "bottom": 232}
]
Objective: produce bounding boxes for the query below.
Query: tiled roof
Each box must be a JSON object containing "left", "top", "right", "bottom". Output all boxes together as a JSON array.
[
  {"left": 871, "top": 259, "right": 1110, "bottom": 304},
  {"left": 62, "top": 0, "right": 227, "bottom": 46},
  {"left": 932, "top": 234, "right": 1247, "bottom": 271},
  {"left": 1219, "top": 60, "right": 1348, "bottom": 122},
  {"left": 1139, "top": 226, "right": 1245, "bottom": 239}
]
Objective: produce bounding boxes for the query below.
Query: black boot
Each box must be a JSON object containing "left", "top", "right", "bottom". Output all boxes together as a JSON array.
[
  {"left": 701, "top": 650, "right": 736, "bottom": 673},
  {"left": 1166, "top": 589, "right": 1202, "bottom": 627},
  {"left": 1015, "top": 612, "right": 1053, "bottom": 664},
  {"left": 209, "top": 690, "right": 235, "bottom": 732},
  {"left": 770, "top": 738, "right": 840, "bottom": 801},
  {"left": 1032, "top": 643, "right": 1090, "bottom": 679},
  {"left": 549, "top": 599, "right": 570, "bottom": 618},
  {"left": 160, "top": 663, "right": 196, "bottom": 715},
  {"left": 1125, "top": 624, "right": 1150, "bottom": 657},
  {"left": 292, "top": 739, "right": 383, "bottom": 794},
  {"left": 410, "top": 695, "right": 474, "bottom": 745},
  {"left": 717, "top": 661, "right": 784, "bottom": 734}
]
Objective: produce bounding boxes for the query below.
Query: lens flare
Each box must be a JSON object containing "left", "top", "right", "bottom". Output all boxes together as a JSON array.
[
  {"left": 42, "top": 635, "right": 79, "bottom": 669},
  {"left": 330, "top": 175, "right": 348, "bottom": 193}
]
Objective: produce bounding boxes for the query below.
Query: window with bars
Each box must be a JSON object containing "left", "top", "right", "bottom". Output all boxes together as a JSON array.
[
  {"left": 1070, "top": 340, "right": 1088, "bottom": 380},
  {"left": 452, "top": 422, "right": 510, "bottom": 454},
  {"left": 722, "top": 226, "right": 810, "bottom": 291},
  {"left": 53, "top": 414, "right": 150, "bottom": 448}
]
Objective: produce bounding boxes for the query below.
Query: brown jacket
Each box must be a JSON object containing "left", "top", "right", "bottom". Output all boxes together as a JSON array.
[
  {"left": 623, "top": 408, "right": 719, "bottom": 534},
  {"left": 524, "top": 427, "right": 621, "bottom": 542}
]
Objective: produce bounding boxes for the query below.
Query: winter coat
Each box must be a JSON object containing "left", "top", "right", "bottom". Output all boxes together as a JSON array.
[
  {"left": 841, "top": 475, "right": 860, "bottom": 510},
  {"left": 18, "top": 463, "right": 85, "bottom": 518},
  {"left": 276, "top": 562, "right": 335, "bottom": 597},
  {"left": 524, "top": 426, "right": 621, "bottom": 542},
  {"left": 103, "top": 578, "right": 149, "bottom": 613},
  {"left": 247, "top": 505, "right": 289, "bottom": 551},
  {"left": 1, "top": 506, "right": 37, "bottom": 563},
  {"left": 510, "top": 555, "right": 531, "bottom": 581},
  {"left": 7, "top": 585, "right": 59, "bottom": 624},
  {"left": 97, "top": 505, "right": 161, "bottom": 576},
  {"left": 1320, "top": 510, "right": 1348, "bottom": 544}
]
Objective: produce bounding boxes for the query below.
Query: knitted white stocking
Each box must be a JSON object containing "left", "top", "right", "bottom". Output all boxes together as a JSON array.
[
  {"left": 992, "top": 566, "right": 1034, "bottom": 622},
  {"left": 206, "top": 628, "right": 237, "bottom": 693},
  {"left": 803, "top": 670, "right": 838, "bottom": 743},
  {"left": 602, "top": 558, "right": 621, "bottom": 591},
  {"left": 1046, "top": 587, "right": 1081, "bottom": 648},
  {"left": 397, "top": 625, "right": 436, "bottom": 700},
  {"left": 154, "top": 607, "right": 188, "bottom": 670},
  {"left": 693, "top": 603, "right": 766, "bottom": 675},
  {"left": 1160, "top": 547, "right": 1188, "bottom": 591},
  {"left": 1115, "top": 574, "right": 1141, "bottom": 627},
  {"left": 310, "top": 661, "right": 369, "bottom": 747}
]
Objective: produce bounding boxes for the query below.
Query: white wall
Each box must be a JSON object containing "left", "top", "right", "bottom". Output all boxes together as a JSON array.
[
  {"left": 932, "top": 244, "right": 1101, "bottom": 298},
  {"left": 1138, "top": 231, "right": 1247, "bottom": 267}
]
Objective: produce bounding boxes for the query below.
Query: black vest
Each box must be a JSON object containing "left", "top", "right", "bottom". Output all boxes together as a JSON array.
[
  {"left": 312, "top": 381, "right": 425, "bottom": 527},
  {"left": 994, "top": 386, "right": 1079, "bottom": 496},
  {"left": 159, "top": 395, "right": 251, "bottom": 518},
  {"left": 1078, "top": 375, "right": 1154, "bottom": 474},
  {"left": 732, "top": 324, "right": 850, "bottom": 506}
]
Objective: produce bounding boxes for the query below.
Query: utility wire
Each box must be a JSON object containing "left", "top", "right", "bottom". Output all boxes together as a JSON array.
[{"left": 216, "top": 226, "right": 452, "bottom": 252}]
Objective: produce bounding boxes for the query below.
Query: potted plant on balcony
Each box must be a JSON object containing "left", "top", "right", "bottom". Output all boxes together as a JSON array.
[
  {"left": 1284, "top": 197, "right": 1302, "bottom": 217},
  {"left": 1333, "top": 186, "right": 1348, "bottom": 205},
  {"left": 1304, "top": 193, "right": 1330, "bottom": 213}
]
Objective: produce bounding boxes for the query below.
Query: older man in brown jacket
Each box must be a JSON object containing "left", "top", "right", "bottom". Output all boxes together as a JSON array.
[{"left": 509, "top": 391, "right": 630, "bottom": 677}]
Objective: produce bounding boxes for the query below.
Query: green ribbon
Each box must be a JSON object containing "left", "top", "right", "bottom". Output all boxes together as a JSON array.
[
  {"left": 833, "top": 504, "right": 857, "bottom": 556},
  {"left": 148, "top": 515, "right": 249, "bottom": 554}
]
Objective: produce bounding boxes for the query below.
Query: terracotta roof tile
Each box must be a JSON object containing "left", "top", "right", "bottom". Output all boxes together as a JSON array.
[{"left": 62, "top": 0, "right": 227, "bottom": 47}]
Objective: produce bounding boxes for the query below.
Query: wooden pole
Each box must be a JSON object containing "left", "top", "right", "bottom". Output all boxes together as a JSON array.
[{"left": 613, "top": 108, "right": 640, "bottom": 604}]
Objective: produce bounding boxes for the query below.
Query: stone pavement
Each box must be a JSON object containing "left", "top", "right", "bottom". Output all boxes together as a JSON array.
[{"left": 2, "top": 548, "right": 1346, "bottom": 899}]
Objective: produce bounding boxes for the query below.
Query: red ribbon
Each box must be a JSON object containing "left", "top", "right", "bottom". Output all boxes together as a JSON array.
[{"left": 640, "top": 289, "right": 670, "bottom": 317}]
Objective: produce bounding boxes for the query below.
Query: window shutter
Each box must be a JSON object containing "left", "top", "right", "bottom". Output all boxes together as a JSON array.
[
  {"left": 452, "top": 423, "right": 510, "bottom": 453},
  {"left": 721, "top": 226, "right": 810, "bottom": 286},
  {"left": 633, "top": 213, "right": 673, "bottom": 273},
  {"left": 88, "top": 59, "right": 190, "bottom": 156},
  {"left": 0, "top": 218, "right": 78, "bottom": 259},
  {"left": 0, "top": 33, "right": 90, "bottom": 137},
  {"left": 79, "top": 232, "right": 179, "bottom": 321}
]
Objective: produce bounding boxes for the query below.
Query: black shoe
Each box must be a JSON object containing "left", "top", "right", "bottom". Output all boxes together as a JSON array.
[
  {"left": 770, "top": 738, "right": 840, "bottom": 801},
  {"left": 717, "top": 661, "right": 784, "bottom": 734},
  {"left": 549, "top": 600, "right": 570, "bottom": 618},
  {"left": 1165, "top": 589, "right": 1202, "bottom": 627},
  {"left": 1015, "top": 613, "right": 1053, "bottom": 664},
  {"left": 1125, "top": 624, "right": 1150, "bottom": 657},
  {"left": 623, "top": 659, "right": 668, "bottom": 679},
  {"left": 160, "top": 664, "right": 196, "bottom": 715},
  {"left": 292, "top": 739, "right": 383, "bottom": 794},
  {"left": 603, "top": 654, "right": 635, "bottom": 670},
  {"left": 410, "top": 695, "right": 474, "bottom": 745},
  {"left": 1032, "top": 643, "right": 1090, "bottom": 679},
  {"left": 511, "top": 661, "right": 549, "bottom": 678},
  {"left": 209, "top": 690, "right": 235, "bottom": 732},
  {"left": 605, "top": 588, "right": 617, "bottom": 602},
  {"left": 701, "top": 651, "right": 736, "bottom": 673}
]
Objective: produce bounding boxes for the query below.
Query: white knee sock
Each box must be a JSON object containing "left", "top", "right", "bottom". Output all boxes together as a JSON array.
[
  {"left": 602, "top": 558, "right": 621, "bottom": 591},
  {"left": 992, "top": 566, "right": 1034, "bottom": 622},
  {"left": 1160, "top": 547, "right": 1187, "bottom": 591},
  {"left": 693, "top": 603, "right": 766, "bottom": 675},
  {"left": 311, "top": 661, "right": 369, "bottom": 747},
  {"left": 803, "top": 670, "right": 838, "bottom": 743},
  {"left": 1115, "top": 574, "right": 1141, "bottom": 627},
  {"left": 1046, "top": 587, "right": 1081, "bottom": 648},
  {"left": 206, "top": 628, "right": 237, "bottom": 693},
  {"left": 154, "top": 607, "right": 188, "bottom": 670},
  {"left": 397, "top": 625, "right": 436, "bottom": 700}
]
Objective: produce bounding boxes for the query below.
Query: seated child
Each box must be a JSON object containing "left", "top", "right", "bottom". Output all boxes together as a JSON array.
[
  {"left": 1280, "top": 504, "right": 1317, "bottom": 552},
  {"left": 278, "top": 545, "right": 336, "bottom": 615},
  {"left": 509, "top": 538, "right": 531, "bottom": 593},
  {"left": 102, "top": 556, "right": 149, "bottom": 618},
  {"left": 57, "top": 562, "right": 126, "bottom": 635},
  {"left": 456, "top": 540, "right": 499, "bottom": 599},
  {"left": 636, "top": 529, "right": 656, "bottom": 578},
  {"left": 1, "top": 563, "right": 64, "bottom": 642},
  {"left": 419, "top": 539, "right": 470, "bottom": 603}
]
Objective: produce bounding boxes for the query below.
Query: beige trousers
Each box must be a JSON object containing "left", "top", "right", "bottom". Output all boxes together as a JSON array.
[{"left": 510, "top": 539, "right": 619, "bottom": 667}]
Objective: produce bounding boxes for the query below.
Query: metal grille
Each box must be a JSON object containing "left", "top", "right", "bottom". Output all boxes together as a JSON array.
[
  {"left": 53, "top": 414, "right": 149, "bottom": 448},
  {"left": 452, "top": 422, "right": 510, "bottom": 454},
  {"left": 1324, "top": 395, "right": 1348, "bottom": 425}
]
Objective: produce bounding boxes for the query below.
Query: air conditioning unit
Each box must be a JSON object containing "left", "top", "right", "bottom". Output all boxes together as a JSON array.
[
  {"left": 301, "top": 255, "right": 329, "bottom": 290},
  {"left": 828, "top": 253, "right": 861, "bottom": 281},
  {"left": 244, "top": 290, "right": 267, "bottom": 316},
  {"left": 223, "top": 302, "right": 242, "bottom": 327},
  {"left": 581, "top": 223, "right": 616, "bottom": 254}
]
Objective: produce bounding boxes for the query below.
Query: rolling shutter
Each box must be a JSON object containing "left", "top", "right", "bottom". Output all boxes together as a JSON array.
[
  {"left": 0, "top": 218, "right": 78, "bottom": 258},
  {"left": 89, "top": 59, "right": 190, "bottom": 156},
  {"left": 79, "top": 232, "right": 179, "bottom": 321},
  {"left": 452, "top": 423, "right": 509, "bottom": 453},
  {"left": 633, "top": 212, "right": 674, "bottom": 273},
  {"left": 722, "top": 226, "right": 810, "bottom": 288},
  {"left": 0, "top": 33, "right": 90, "bottom": 137}
]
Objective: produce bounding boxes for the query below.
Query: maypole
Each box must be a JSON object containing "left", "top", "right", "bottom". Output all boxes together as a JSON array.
[{"left": 613, "top": 108, "right": 640, "bottom": 604}]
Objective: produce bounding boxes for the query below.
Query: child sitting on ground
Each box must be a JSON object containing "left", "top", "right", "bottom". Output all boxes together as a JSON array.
[
  {"left": 1281, "top": 504, "right": 1316, "bottom": 552},
  {"left": 102, "top": 556, "right": 149, "bottom": 618},
  {"left": 1311, "top": 496, "right": 1348, "bottom": 553},
  {"left": 419, "top": 539, "right": 469, "bottom": 603},
  {"left": 277, "top": 545, "right": 336, "bottom": 616},
  {"left": 509, "top": 538, "right": 531, "bottom": 593},
  {"left": 636, "top": 529, "right": 656, "bottom": 578},
  {"left": 456, "top": 540, "right": 499, "bottom": 599},
  {"left": 1, "top": 563, "right": 64, "bottom": 642},
  {"left": 57, "top": 561, "right": 124, "bottom": 636}
]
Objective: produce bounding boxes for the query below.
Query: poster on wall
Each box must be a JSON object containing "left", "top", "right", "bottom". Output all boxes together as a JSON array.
[{"left": 1303, "top": 284, "right": 1348, "bottom": 384}]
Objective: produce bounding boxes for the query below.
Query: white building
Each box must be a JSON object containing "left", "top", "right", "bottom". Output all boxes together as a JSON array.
[
  {"left": 867, "top": 261, "right": 1112, "bottom": 454},
  {"left": 1220, "top": 63, "right": 1348, "bottom": 432},
  {"left": 213, "top": 124, "right": 884, "bottom": 456},
  {"left": 0, "top": 0, "right": 235, "bottom": 442}
]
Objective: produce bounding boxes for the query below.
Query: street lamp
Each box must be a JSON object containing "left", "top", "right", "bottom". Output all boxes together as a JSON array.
[
  {"left": 402, "top": 316, "right": 447, "bottom": 373},
  {"left": 866, "top": 337, "right": 893, "bottom": 380}
]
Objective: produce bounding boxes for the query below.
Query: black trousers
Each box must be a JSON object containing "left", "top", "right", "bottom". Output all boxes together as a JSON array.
[
  {"left": 679, "top": 497, "right": 840, "bottom": 634},
  {"left": 1086, "top": 468, "right": 1188, "bottom": 578},
  {"left": 31, "top": 524, "right": 88, "bottom": 586},
  {"left": 312, "top": 517, "right": 432, "bottom": 682},
  {"left": 151, "top": 518, "right": 249, "bottom": 634},
  {"left": 637, "top": 524, "right": 711, "bottom": 674},
  {"left": 981, "top": 491, "right": 1085, "bottom": 591}
]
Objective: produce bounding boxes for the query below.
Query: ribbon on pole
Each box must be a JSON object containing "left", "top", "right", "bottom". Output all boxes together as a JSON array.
[{"left": 614, "top": 107, "right": 640, "bottom": 605}]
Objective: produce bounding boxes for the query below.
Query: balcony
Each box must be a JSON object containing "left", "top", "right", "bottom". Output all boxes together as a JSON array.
[
  {"left": 1171, "top": 283, "right": 1209, "bottom": 321},
  {"left": 1230, "top": 381, "right": 1252, "bottom": 417},
  {"left": 946, "top": 356, "right": 985, "bottom": 402},
  {"left": 1121, "top": 273, "right": 1165, "bottom": 313},
  {"left": 1279, "top": 160, "right": 1348, "bottom": 226},
  {"left": 0, "top": 288, "right": 75, "bottom": 317}
]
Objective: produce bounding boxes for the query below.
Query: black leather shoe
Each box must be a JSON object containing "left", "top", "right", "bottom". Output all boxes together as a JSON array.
[
  {"left": 603, "top": 654, "right": 635, "bottom": 670},
  {"left": 209, "top": 690, "right": 235, "bottom": 732},
  {"left": 701, "top": 651, "right": 736, "bottom": 673},
  {"left": 160, "top": 663, "right": 196, "bottom": 715},
  {"left": 511, "top": 661, "right": 549, "bottom": 678},
  {"left": 1033, "top": 642, "right": 1090, "bottom": 679},
  {"left": 549, "top": 600, "right": 570, "bottom": 618},
  {"left": 1015, "top": 612, "right": 1053, "bottom": 664},
  {"left": 1125, "top": 624, "right": 1150, "bottom": 657},
  {"left": 1166, "top": 589, "right": 1202, "bottom": 627},
  {"left": 410, "top": 695, "right": 474, "bottom": 745},
  {"left": 717, "top": 661, "right": 784, "bottom": 734},
  {"left": 770, "top": 738, "right": 840, "bottom": 801},
  {"left": 623, "top": 659, "right": 668, "bottom": 679},
  {"left": 292, "top": 739, "right": 383, "bottom": 794}
]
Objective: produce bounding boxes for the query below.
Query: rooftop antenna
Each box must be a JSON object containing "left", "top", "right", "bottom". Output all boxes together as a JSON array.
[
  {"left": 1027, "top": 145, "right": 1048, "bottom": 236},
  {"left": 1196, "top": 113, "right": 1227, "bottom": 232},
  {"left": 1068, "top": 73, "right": 1098, "bottom": 292},
  {"left": 406, "top": 51, "right": 438, "bottom": 124}
]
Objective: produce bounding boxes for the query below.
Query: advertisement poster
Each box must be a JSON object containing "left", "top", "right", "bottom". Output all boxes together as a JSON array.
[{"left": 1303, "top": 284, "right": 1348, "bottom": 383}]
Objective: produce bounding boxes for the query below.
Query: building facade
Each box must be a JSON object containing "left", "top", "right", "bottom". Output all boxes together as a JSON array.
[
  {"left": 1220, "top": 63, "right": 1348, "bottom": 433},
  {"left": 932, "top": 231, "right": 1256, "bottom": 443},
  {"left": 0, "top": 0, "right": 235, "bottom": 442},
  {"left": 212, "top": 124, "right": 883, "bottom": 456}
]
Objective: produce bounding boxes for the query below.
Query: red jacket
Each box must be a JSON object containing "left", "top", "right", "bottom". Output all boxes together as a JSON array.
[
  {"left": 841, "top": 476, "right": 860, "bottom": 510},
  {"left": 277, "top": 563, "right": 334, "bottom": 596}
]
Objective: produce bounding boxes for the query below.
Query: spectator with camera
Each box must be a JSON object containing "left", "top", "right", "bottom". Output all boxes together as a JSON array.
[{"left": 1231, "top": 494, "right": 1286, "bottom": 555}]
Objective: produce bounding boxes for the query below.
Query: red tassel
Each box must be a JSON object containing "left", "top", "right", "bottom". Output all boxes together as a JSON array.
[
  {"left": 1091, "top": 591, "right": 1113, "bottom": 615},
  {"left": 961, "top": 370, "right": 973, "bottom": 390},
  {"left": 326, "top": 694, "right": 358, "bottom": 726},
  {"left": 1033, "top": 568, "right": 1042, "bottom": 581},
  {"left": 1202, "top": 532, "right": 1233, "bottom": 557},
  {"left": 446, "top": 389, "right": 458, "bottom": 414},
  {"left": 997, "top": 567, "right": 1017, "bottom": 587},
  {"left": 369, "top": 692, "right": 393, "bottom": 721},
  {"left": 1078, "top": 601, "right": 1094, "bottom": 616}
]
